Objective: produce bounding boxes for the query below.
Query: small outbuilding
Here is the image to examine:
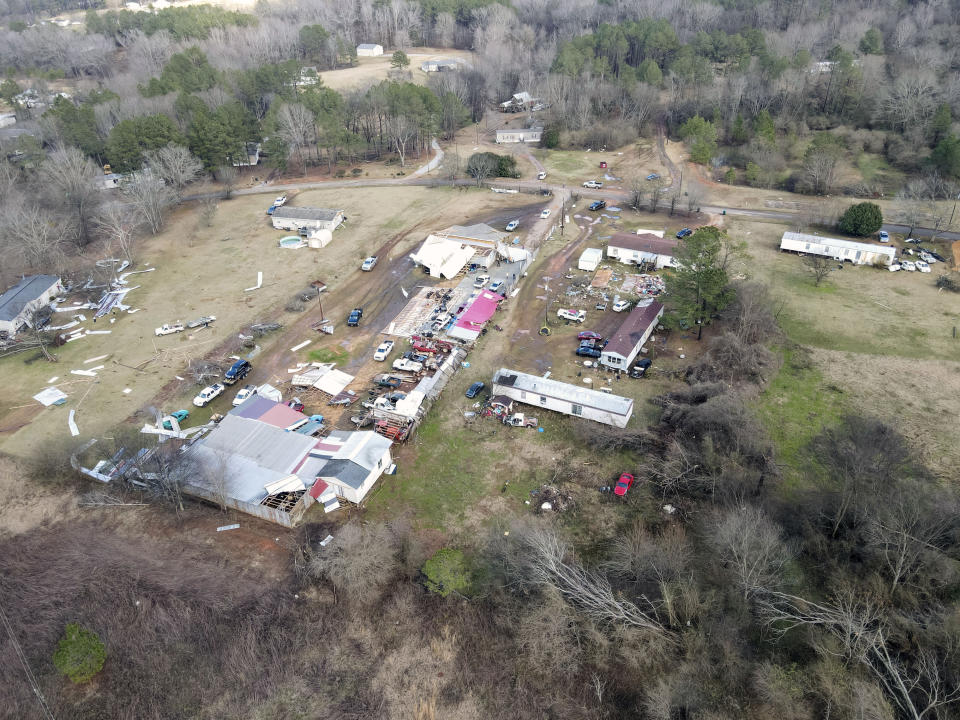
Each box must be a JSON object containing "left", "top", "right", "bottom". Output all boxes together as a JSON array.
[
  {"left": 779, "top": 231, "right": 896, "bottom": 266},
  {"left": 599, "top": 301, "right": 664, "bottom": 371},
  {"left": 420, "top": 58, "right": 463, "bottom": 72},
  {"left": 357, "top": 43, "right": 384, "bottom": 57},
  {"left": 606, "top": 232, "right": 678, "bottom": 269},
  {"left": 578, "top": 248, "right": 603, "bottom": 271},
  {"left": 0, "top": 275, "right": 63, "bottom": 336},
  {"left": 271, "top": 206, "right": 344, "bottom": 232},
  {"left": 492, "top": 368, "right": 633, "bottom": 428},
  {"left": 495, "top": 127, "right": 543, "bottom": 144}
]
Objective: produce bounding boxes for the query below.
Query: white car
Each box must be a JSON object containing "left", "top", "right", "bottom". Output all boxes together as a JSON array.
[
  {"left": 612, "top": 299, "right": 631, "bottom": 312},
  {"left": 505, "top": 220, "right": 519, "bottom": 232},
  {"left": 537, "top": 171, "right": 547, "bottom": 180},
  {"left": 274, "top": 195, "right": 287, "bottom": 207},
  {"left": 583, "top": 180, "right": 603, "bottom": 189},
  {"left": 901, "top": 260, "right": 916, "bottom": 272},
  {"left": 232, "top": 384, "right": 257, "bottom": 406},
  {"left": 557, "top": 308, "right": 586, "bottom": 323},
  {"left": 474, "top": 274, "right": 490, "bottom": 289},
  {"left": 919, "top": 251, "right": 937, "bottom": 264},
  {"left": 915, "top": 260, "right": 931, "bottom": 273},
  {"left": 878, "top": 230, "right": 889, "bottom": 242},
  {"left": 540, "top": 208, "right": 551, "bottom": 219},
  {"left": 361, "top": 256, "right": 378, "bottom": 271},
  {"left": 373, "top": 340, "right": 394, "bottom": 361},
  {"left": 155, "top": 322, "right": 184, "bottom": 336},
  {"left": 393, "top": 358, "right": 423, "bottom": 373},
  {"left": 888, "top": 263, "right": 901, "bottom": 272},
  {"left": 489, "top": 280, "right": 505, "bottom": 294},
  {"left": 193, "top": 383, "right": 225, "bottom": 407}
]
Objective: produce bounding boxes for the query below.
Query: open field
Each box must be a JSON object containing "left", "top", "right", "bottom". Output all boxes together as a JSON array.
[
  {"left": 533, "top": 141, "right": 665, "bottom": 189},
  {"left": 316, "top": 49, "right": 475, "bottom": 92}
]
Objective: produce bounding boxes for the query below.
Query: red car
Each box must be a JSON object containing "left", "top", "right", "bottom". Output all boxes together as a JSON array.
[
  {"left": 614, "top": 473, "right": 634, "bottom": 497},
  {"left": 577, "top": 331, "right": 602, "bottom": 341}
]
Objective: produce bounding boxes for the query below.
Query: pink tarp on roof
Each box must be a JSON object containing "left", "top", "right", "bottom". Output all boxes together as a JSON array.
[{"left": 450, "top": 290, "right": 500, "bottom": 339}]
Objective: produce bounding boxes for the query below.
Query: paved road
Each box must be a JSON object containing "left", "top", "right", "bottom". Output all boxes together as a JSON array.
[{"left": 184, "top": 170, "right": 960, "bottom": 242}]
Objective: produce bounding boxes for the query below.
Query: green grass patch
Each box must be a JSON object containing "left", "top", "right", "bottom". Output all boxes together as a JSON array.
[
  {"left": 756, "top": 346, "right": 845, "bottom": 489},
  {"left": 308, "top": 347, "right": 349, "bottom": 364}
]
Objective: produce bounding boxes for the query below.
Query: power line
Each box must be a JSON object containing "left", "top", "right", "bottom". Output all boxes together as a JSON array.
[{"left": 0, "top": 602, "right": 56, "bottom": 720}]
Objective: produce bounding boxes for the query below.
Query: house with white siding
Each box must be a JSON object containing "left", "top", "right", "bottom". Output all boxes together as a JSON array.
[
  {"left": 779, "top": 231, "right": 896, "bottom": 266},
  {"left": 357, "top": 43, "right": 384, "bottom": 57},
  {"left": 492, "top": 368, "right": 633, "bottom": 428},
  {"left": 600, "top": 301, "right": 664, "bottom": 370},
  {"left": 606, "top": 232, "right": 678, "bottom": 268},
  {"left": 495, "top": 127, "right": 543, "bottom": 144},
  {"left": 0, "top": 275, "right": 62, "bottom": 336},
  {"left": 271, "top": 206, "right": 344, "bottom": 232}
]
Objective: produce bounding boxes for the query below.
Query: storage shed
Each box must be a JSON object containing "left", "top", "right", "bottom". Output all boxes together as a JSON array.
[
  {"left": 356, "top": 43, "right": 384, "bottom": 56},
  {"left": 779, "top": 231, "right": 896, "bottom": 266},
  {"left": 599, "top": 301, "right": 664, "bottom": 370},
  {"left": 0, "top": 275, "right": 62, "bottom": 336},
  {"left": 606, "top": 233, "right": 678, "bottom": 269},
  {"left": 271, "top": 206, "right": 344, "bottom": 232},
  {"left": 578, "top": 248, "right": 603, "bottom": 271},
  {"left": 492, "top": 368, "right": 633, "bottom": 428}
]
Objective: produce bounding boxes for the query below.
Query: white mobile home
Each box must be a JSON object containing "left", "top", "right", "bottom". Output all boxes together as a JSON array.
[
  {"left": 0, "top": 275, "right": 63, "bottom": 336},
  {"left": 600, "top": 301, "right": 664, "bottom": 370},
  {"left": 492, "top": 368, "right": 634, "bottom": 428},
  {"left": 495, "top": 127, "right": 543, "bottom": 144},
  {"left": 606, "top": 232, "right": 678, "bottom": 269},
  {"left": 779, "top": 231, "right": 896, "bottom": 266},
  {"left": 310, "top": 430, "right": 392, "bottom": 504},
  {"left": 356, "top": 43, "right": 384, "bottom": 57},
  {"left": 271, "top": 206, "right": 344, "bottom": 232},
  {"left": 578, "top": 248, "right": 603, "bottom": 271}
]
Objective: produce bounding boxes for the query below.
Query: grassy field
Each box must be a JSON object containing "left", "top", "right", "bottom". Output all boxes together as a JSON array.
[
  {"left": 534, "top": 141, "right": 663, "bottom": 188},
  {"left": 317, "top": 49, "right": 475, "bottom": 92}
]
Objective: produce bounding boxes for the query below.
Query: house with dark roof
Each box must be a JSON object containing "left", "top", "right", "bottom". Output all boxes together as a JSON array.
[
  {"left": 606, "top": 232, "right": 678, "bottom": 269},
  {"left": 0, "top": 275, "right": 62, "bottom": 336},
  {"left": 271, "top": 206, "right": 344, "bottom": 232},
  {"left": 599, "top": 301, "right": 664, "bottom": 371}
]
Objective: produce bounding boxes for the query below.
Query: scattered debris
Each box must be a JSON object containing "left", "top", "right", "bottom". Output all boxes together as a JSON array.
[
  {"left": 290, "top": 340, "right": 311, "bottom": 352},
  {"left": 33, "top": 387, "right": 67, "bottom": 406},
  {"left": 245, "top": 271, "right": 264, "bottom": 291},
  {"left": 216, "top": 523, "right": 241, "bottom": 532},
  {"left": 68, "top": 409, "right": 79, "bottom": 436},
  {"left": 84, "top": 354, "right": 110, "bottom": 364}
]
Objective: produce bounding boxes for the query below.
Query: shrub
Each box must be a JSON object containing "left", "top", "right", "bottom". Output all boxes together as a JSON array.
[
  {"left": 423, "top": 548, "right": 471, "bottom": 597},
  {"left": 837, "top": 202, "right": 882, "bottom": 236},
  {"left": 541, "top": 127, "right": 560, "bottom": 149},
  {"left": 53, "top": 623, "right": 106, "bottom": 684}
]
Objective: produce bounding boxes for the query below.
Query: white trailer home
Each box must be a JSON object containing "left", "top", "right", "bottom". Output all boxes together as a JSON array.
[
  {"left": 492, "top": 368, "right": 634, "bottom": 428},
  {"left": 495, "top": 127, "right": 543, "bottom": 143},
  {"left": 606, "top": 232, "right": 678, "bottom": 269},
  {"left": 578, "top": 248, "right": 603, "bottom": 271},
  {"left": 600, "top": 301, "right": 664, "bottom": 370},
  {"left": 779, "top": 231, "right": 896, "bottom": 266},
  {"left": 356, "top": 43, "right": 384, "bottom": 57},
  {"left": 271, "top": 206, "right": 344, "bottom": 232}
]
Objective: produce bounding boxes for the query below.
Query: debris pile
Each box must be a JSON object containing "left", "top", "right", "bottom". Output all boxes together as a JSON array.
[{"left": 531, "top": 484, "right": 574, "bottom": 513}]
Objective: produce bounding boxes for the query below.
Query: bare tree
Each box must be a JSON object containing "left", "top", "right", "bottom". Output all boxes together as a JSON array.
[
  {"left": 712, "top": 505, "right": 792, "bottom": 599},
  {"left": 214, "top": 165, "right": 238, "bottom": 198},
  {"left": 629, "top": 176, "right": 645, "bottom": 210},
  {"left": 143, "top": 144, "right": 204, "bottom": 201},
  {"left": 307, "top": 521, "right": 398, "bottom": 605},
  {"left": 40, "top": 146, "right": 102, "bottom": 247},
  {"left": 275, "top": 103, "right": 316, "bottom": 176},
  {"left": 123, "top": 172, "right": 174, "bottom": 234},
  {"left": 648, "top": 175, "right": 667, "bottom": 212},
  {"left": 95, "top": 202, "right": 141, "bottom": 262},
  {"left": 803, "top": 150, "right": 840, "bottom": 195},
  {"left": 804, "top": 255, "right": 834, "bottom": 286},
  {"left": 686, "top": 181, "right": 704, "bottom": 212},
  {"left": 466, "top": 152, "right": 497, "bottom": 187},
  {"left": 389, "top": 115, "right": 417, "bottom": 169}
]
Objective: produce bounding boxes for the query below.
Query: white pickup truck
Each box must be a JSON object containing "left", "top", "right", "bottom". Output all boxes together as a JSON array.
[
  {"left": 557, "top": 308, "right": 586, "bottom": 323},
  {"left": 155, "top": 322, "right": 184, "bottom": 336},
  {"left": 392, "top": 358, "right": 423, "bottom": 373}
]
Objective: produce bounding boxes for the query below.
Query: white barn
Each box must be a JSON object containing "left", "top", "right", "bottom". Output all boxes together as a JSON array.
[
  {"left": 607, "top": 232, "right": 678, "bottom": 269},
  {"left": 779, "top": 231, "right": 896, "bottom": 266},
  {"left": 357, "top": 43, "right": 384, "bottom": 57},
  {"left": 271, "top": 206, "right": 344, "bottom": 232},
  {"left": 578, "top": 248, "right": 603, "bottom": 271},
  {"left": 0, "top": 275, "right": 63, "bottom": 336},
  {"left": 496, "top": 127, "right": 543, "bottom": 144},
  {"left": 492, "top": 368, "right": 634, "bottom": 428},
  {"left": 600, "top": 301, "right": 664, "bottom": 370}
]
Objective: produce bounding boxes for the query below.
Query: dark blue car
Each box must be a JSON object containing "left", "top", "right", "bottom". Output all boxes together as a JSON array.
[
  {"left": 466, "top": 381, "right": 485, "bottom": 398},
  {"left": 676, "top": 227, "right": 693, "bottom": 238}
]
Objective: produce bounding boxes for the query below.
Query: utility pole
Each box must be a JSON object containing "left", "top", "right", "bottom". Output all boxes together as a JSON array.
[{"left": 949, "top": 192, "right": 960, "bottom": 228}]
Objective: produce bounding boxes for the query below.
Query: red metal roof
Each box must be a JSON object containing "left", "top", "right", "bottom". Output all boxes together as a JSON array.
[
  {"left": 308, "top": 479, "right": 329, "bottom": 499},
  {"left": 258, "top": 403, "right": 308, "bottom": 428}
]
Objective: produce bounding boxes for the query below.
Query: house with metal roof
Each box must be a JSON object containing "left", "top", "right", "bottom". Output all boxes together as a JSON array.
[
  {"left": 779, "top": 231, "right": 896, "bottom": 266},
  {"left": 420, "top": 58, "right": 464, "bottom": 72},
  {"left": 492, "top": 368, "right": 634, "bottom": 428},
  {"left": 0, "top": 275, "right": 62, "bottom": 336},
  {"left": 495, "top": 127, "right": 543, "bottom": 144},
  {"left": 410, "top": 223, "right": 505, "bottom": 277},
  {"left": 271, "top": 206, "right": 344, "bottom": 232},
  {"left": 600, "top": 301, "right": 664, "bottom": 371},
  {"left": 578, "top": 248, "right": 603, "bottom": 271},
  {"left": 607, "top": 232, "right": 678, "bottom": 268},
  {"left": 311, "top": 431, "right": 392, "bottom": 504},
  {"left": 357, "top": 43, "right": 384, "bottom": 56}
]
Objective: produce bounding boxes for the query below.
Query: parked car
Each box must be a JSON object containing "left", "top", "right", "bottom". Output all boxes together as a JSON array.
[
  {"left": 232, "top": 384, "right": 257, "bottom": 406},
  {"left": 489, "top": 280, "right": 505, "bottom": 294},
  {"left": 612, "top": 299, "right": 631, "bottom": 312},
  {"left": 474, "top": 274, "right": 490, "bottom": 288},
  {"left": 576, "top": 346, "right": 602, "bottom": 358},
  {"left": 223, "top": 359, "right": 251, "bottom": 385},
  {"left": 878, "top": 230, "right": 890, "bottom": 242},
  {"left": 923, "top": 249, "right": 947, "bottom": 262},
  {"left": 274, "top": 195, "right": 287, "bottom": 207},
  {"left": 888, "top": 263, "right": 901, "bottom": 272},
  {"left": 901, "top": 260, "right": 917, "bottom": 271},
  {"left": 374, "top": 374, "right": 402, "bottom": 388},
  {"left": 557, "top": 308, "right": 586, "bottom": 323},
  {"left": 361, "top": 256, "right": 378, "bottom": 271},
  {"left": 266, "top": 205, "right": 277, "bottom": 215},
  {"left": 599, "top": 161, "right": 607, "bottom": 168},
  {"left": 373, "top": 340, "right": 394, "bottom": 361},
  {"left": 155, "top": 322, "right": 184, "bottom": 336},
  {"left": 630, "top": 358, "right": 652, "bottom": 378},
  {"left": 537, "top": 171, "right": 547, "bottom": 180},
  {"left": 393, "top": 358, "right": 423, "bottom": 372},
  {"left": 347, "top": 307, "right": 363, "bottom": 326},
  {"left": 582, "top": 180, "right": 603, "bottom": 189},
  {"left": 193, "top": 383, "right": 225, "bottom": 407},
  {"left": 466, "top": 381, "right": 485, "bottom": 398},
  {"left": 505, "top": 219, "right": 519, "bottom": 232},
  {"left": 540, "top": 208, "right": 551, "bottom": 219},
  {"left": 915, "top": 260, "right": 932, "bottom": 273},
  {"left": 613, "top": 472, "right": 635, "bottom": 497},
  {"left": 905, "top": 237, "right": 921, "bottom": 244},
  {"left": 578, "top": 331, "right": 602, "bottom": 341},
  {"left": 646, "top": 173, "right": 660, "bottom": 180},
  {"left": 918, "top": 251, "right": 937, "bottom": 264},
  {"left": 676, "top": 228, "right": 693, "bottom": 238},
  {"left": 588, "top": 200, "right": 607, "bottom": 211},
  {"left": 162, "top": 410, "right": 189, "bottom": 430}
]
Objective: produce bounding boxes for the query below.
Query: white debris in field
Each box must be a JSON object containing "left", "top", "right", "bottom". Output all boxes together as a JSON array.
[{"left": 68, "top": 410, "right": 79, "bottom": 436}]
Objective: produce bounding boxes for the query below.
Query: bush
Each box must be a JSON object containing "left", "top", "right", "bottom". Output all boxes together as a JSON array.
[
  {"left": 541, "top": 127, "right": 560, "bottom": 148},
  {"left": 423, "top": 548, "right": 471, "bottom": 597},
  {"left": 53, "top": 623, "right": 106, "bottom": 684},
  {"left": 837, "top": 202, "right": 882, "bottom": 236}
]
